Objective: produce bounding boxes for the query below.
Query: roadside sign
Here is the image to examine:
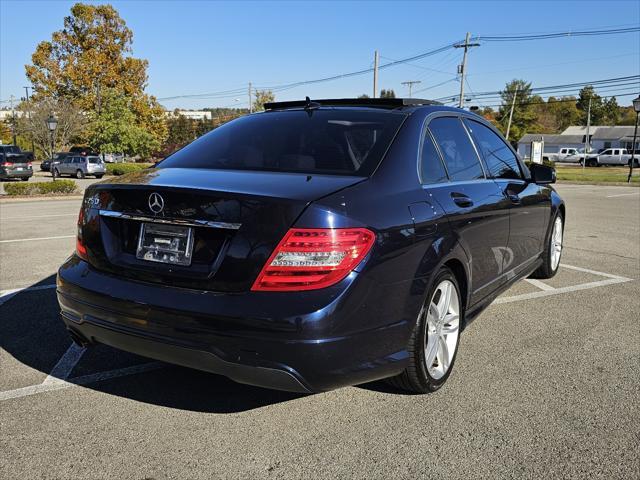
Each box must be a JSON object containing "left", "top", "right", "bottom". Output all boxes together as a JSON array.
[{"left": 531, "top": 141, "right": 544, "bottom": 164}]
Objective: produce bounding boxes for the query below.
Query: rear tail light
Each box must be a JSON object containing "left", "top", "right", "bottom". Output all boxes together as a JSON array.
[
  {"left": 1, "top": 162, "right": 11, "bottom": 167},
  {"left": 27, "top": 162, "right": 32, "bottom": 167},
  {"left": 251, "top": 228, "right": 375, "bottom": 291},
  {"left": 76, "top": 208, "right": 88, "bottom": 261}
]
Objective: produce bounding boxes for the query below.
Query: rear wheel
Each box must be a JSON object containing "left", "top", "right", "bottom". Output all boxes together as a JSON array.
[
  {"left": 530, "top": 212, "right": 563, "bottom": 279},
  {"left": 21, "top": 177, "right": 29, "bottom": 181},
  {"left": 95, "top": 174, "right": 103, "bottom": 179},
  {"left": 76, "top": 169, "right": 85, "bottom": 179},
  {"left": 387, "top": 268, "right": 462, "bottom": 393},
  {"left": 586, "top": 158, "right": 598, "bottom": 167}
]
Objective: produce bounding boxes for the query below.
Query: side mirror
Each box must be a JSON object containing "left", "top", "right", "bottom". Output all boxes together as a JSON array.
[{"left": 530, "top": 163, "right": 556, "bottom": 184}]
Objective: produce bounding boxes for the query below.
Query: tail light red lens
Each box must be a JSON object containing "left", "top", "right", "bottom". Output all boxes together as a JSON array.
[
  {"left": 251, "top": 228, "right": 375, "bottom": 292},
  {"left": 1, "top": 162, "right": 11, "bottom": 167},
  {"left": 76, "top": 208, "right": 88, "bottom": 260}
]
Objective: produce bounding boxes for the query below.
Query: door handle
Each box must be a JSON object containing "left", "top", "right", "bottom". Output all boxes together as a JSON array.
[{"left": 451, "top": 192, "right": 473, "bottom": 208}]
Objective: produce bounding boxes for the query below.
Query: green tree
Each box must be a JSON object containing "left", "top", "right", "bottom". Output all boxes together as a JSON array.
[
  {"left": 602, "top": 96, "right": 621, "bottom": 125},
  {"left": 0, "top": 120, "right": 13, "bottom": 144},
  {"left": 252, "top": 90, "right": 275, "bottom": 112},
  {"left": 576, "top": 86, "right": 606, "bottom": 125},
  {"left": 380, "top": 89, "right": 396, "bottom": 98},
  {"left": 358, "top": 94, "right": 370, "bottom": 99},
  {"left": 88, "top": 89, "right": 158, "bottom": 159},
  {"left": 497, "top": 79, "right": 537, "bottom": 142},
  {"left": 25, "top": 3, "right": 167, "bottom": 148}
]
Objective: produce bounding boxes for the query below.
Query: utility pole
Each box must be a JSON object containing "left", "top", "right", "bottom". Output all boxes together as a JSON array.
[
  {"left": 454, "top": 32, "right": 480, "bottom": 108},
  {"left": 373, "top": 50, "right": 379, "bottom": 98},
  {"left": 248, "top": 82, "right": 253, "bottom": 113},
  {"left": 23, "top": 86, "right": 35, "bottom": 156},
  {"left": 583, "top": 97, "right": 592, "bottom": 170},
  {"left": 401, "top": 80, "right": 422, "bottom": 98},
  {"left": 9, "top": 94, "right": 17, "bottom": 145},
  {"left": 505, "top": 87, "right": 518, "bottom": 142}
]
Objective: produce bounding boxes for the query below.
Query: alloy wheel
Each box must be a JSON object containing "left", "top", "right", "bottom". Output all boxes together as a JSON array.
[
  {"left": 424, "top": 280, "right": 460, "bottom": 380},
  {"left": 551, "top": 216, "right": 563, "bottom": 271}
]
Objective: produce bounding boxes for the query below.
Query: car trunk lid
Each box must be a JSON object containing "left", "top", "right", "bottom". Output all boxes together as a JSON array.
[{"left": 80, "top": 167, "right": 364, "bottom": 292}]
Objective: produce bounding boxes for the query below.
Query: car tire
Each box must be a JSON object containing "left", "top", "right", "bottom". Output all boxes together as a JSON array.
[
  {"left": 53, "top": 168, "right": 60, "bottom": 177},
  {"left": 386, "top": 267, "right": 462, "bottom": 393},
  {"left": 76, "top": 169, "right": 85, "bottom": 179},
  {"left": 530, "top": 211, "right": 564, "bottom": 280},
  {"left": 95, "top": 174, "right": 103, "bottom": 179},
  {"left": 21, "top": 177, "right": 29, "bottom": 181}
]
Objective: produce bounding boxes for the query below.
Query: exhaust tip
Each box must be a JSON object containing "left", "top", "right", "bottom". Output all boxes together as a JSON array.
[{"left": 67, "top": 328, "right": 91, "bottom": 348}]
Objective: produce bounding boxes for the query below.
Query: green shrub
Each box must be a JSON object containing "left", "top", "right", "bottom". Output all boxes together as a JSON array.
[
  {"left": 106, "top": 163, "right": 152, "bottom": 176},
  {"left": 3, "top": 179, "right": 78, "bottom": 196}
]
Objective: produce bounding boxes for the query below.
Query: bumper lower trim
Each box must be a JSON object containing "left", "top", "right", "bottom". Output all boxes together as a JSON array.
[{"left": 61, "top": 312, "right": 311, "bottom": 394}]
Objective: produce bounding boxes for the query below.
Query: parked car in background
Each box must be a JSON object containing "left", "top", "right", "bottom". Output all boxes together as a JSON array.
[
  {"left": 103, "top": 153, "right": 125, "bottom": 163},
  {"left": 58, "top": 98, "right": 565, "bottom": 394},
  {"left": 585, "top": 148, "right": 638, "bottom": 167},
  {"left": 544, "top": 147, "right": 585, "bottom": 163},
  {"left": 53, "top": 155, "right": 105, "bottom": 178},
  {"left": 41, "top": 152, "right": 69, "bottom": 172},
  {"left": 0, "top": 145, "right": 33, "bottom": 181}
]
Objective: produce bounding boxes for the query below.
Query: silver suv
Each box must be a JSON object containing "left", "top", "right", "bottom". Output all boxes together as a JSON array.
[{"left": 53, "top": 155, "right": 105, "bottom": 179}]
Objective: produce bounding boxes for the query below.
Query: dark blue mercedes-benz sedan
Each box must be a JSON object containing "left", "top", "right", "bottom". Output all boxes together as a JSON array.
[{"left": 57, "top": 98, "right": 565, "bottom": 394}]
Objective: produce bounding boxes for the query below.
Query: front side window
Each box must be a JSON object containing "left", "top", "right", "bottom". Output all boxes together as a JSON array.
[
  {"left": 428, "top": 117, "right": 484, "bottom": 181},
  {"left": 464, "top": 119, "right": 522, "bottom": 180},
  {"left": 158, "top": 109, "right": 407, "bottom": 176},
  {"left": 420, "top": 130, "right": 448, "bottom": 184}
]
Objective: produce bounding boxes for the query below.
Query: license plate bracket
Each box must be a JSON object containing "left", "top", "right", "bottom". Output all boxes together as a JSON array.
[{"left": 136, "top": 222, "right": 194, "bottom": 266}]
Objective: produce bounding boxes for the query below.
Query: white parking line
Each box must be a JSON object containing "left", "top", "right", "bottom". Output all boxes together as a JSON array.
[
  {"left": 524, "top": 278, "right": 555, "bottom": 291},
  {"left": 0, "top": 362, "right": 164, "bottom": 402},
  {"left": 606, "top": 192, "right": 640, "bottom": 198},
  {"left": 0, "top": 284, "right": 56, "bottom": 306},
  {"left": 0, "top": 235, "right": 75, "bottom": 244},
  {"left": 42, "top": 343, "right": 86, "bottom": 385}
]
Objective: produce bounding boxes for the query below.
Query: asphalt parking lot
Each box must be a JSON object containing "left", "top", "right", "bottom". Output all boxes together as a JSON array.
[{"left": 1, "top": 183, "right": 638, "bottom": 479}]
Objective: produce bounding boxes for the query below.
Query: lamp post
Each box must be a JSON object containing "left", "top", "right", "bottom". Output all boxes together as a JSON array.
[
  {"left": 46, "top": 114, "right": 58, "bottom": 181},
  {"left": 627, "top": 95, "right": 640, "bottom": 183}
]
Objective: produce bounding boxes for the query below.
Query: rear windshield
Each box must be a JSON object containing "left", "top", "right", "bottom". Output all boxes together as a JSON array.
[
  {"left": 87, "top": 156, "right": 101, "bottom": 164},
  {"left": 1, "top": 146, "right": 20, "bottom": 154},
  {"left": 158, "top": 109, "right": 407, "bottom": 176}
]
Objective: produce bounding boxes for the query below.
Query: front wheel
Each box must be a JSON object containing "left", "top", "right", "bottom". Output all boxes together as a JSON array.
[
  {"left": 94, "top": 174, "right": 103, "bottom": 179},
  {"left": 53, "top": 168, "right": 60, "bottom": 177},
  {"left": 386, "top": 267, "right": 462, "bottom": 393},
  {"left": 21, "top": 177, "right": 29, "bottom": 181},
  {"left": 530, "top": 212, "right": 563, "bottom": 279}
]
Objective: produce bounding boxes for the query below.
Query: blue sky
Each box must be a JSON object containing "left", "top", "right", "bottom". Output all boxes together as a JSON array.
[{"left": 1, "top": 0, "right": 639, "bottom": 110}]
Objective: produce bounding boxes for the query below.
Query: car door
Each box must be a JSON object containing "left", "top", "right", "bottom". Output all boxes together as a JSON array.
[
  {"left": 59, "top": 157, "right": 70, "bottom": 175},
  {"left": 463, "top": 118, "right": 549, "bottom": 278},
  {"left": 424, "top": 115, "right": 510, "bottom": 305},
  {"left": 599, "top": 149, "right": 612, "bottom": 164}
]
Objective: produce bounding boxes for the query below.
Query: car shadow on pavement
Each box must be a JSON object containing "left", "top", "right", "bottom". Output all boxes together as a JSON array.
[{"left": 0, "top": 275, "right": 304, "bottom": 413}]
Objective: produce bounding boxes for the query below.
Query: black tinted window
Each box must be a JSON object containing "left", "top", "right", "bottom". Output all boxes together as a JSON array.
[
  {"left": 159, "top": 110, "right": 407, "bottom": 176},
  {"left": 429, "top": 117, "right": 484, "bottom": 181},
  {"left": 420, "top": 130, "right": 448, "bottom": 184},
  {"left": 465, "top": 119, "right": 521, "bottom": 179}
]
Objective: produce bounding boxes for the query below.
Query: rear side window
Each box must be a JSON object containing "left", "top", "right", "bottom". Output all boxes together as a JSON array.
[
  {"left": 428, "top": 117, "right": 484, "bottom": 181},
  {"left": 464, "top": 119, "right": 522, "bottom": 180},
  {"left": 420, "top": 130, "right": 448, "bottom": 184},
  {"left": 158, "top": 109, "right": 407, "bottom": 176},
  {"left": 88, "top": 157, "right": 101, "bottom": 164}
]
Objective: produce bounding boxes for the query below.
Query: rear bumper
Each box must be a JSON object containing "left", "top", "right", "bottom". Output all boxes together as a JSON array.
[
  {"left": 57, "top": 256, "right": 413, "bottom": 393},
  {"left": 0, "top": 169, "right": 33, "bottom": 179}
]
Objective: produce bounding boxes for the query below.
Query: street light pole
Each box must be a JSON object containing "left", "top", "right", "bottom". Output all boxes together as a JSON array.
[
  {"left": 46, "top": 114, "right": 58, "bottom": 181},
  {"left": 627, "top": 95, "right": 640, "bottom": 183}
]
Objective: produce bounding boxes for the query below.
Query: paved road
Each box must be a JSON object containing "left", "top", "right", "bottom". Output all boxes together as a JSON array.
[{"left": 0, "top": 184, "right": 638, "bottom": 479}]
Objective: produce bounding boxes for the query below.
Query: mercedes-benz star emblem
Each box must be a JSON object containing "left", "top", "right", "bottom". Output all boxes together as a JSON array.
[{"left": 148, "top": 192, "right": 164, "bottom": 214}]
